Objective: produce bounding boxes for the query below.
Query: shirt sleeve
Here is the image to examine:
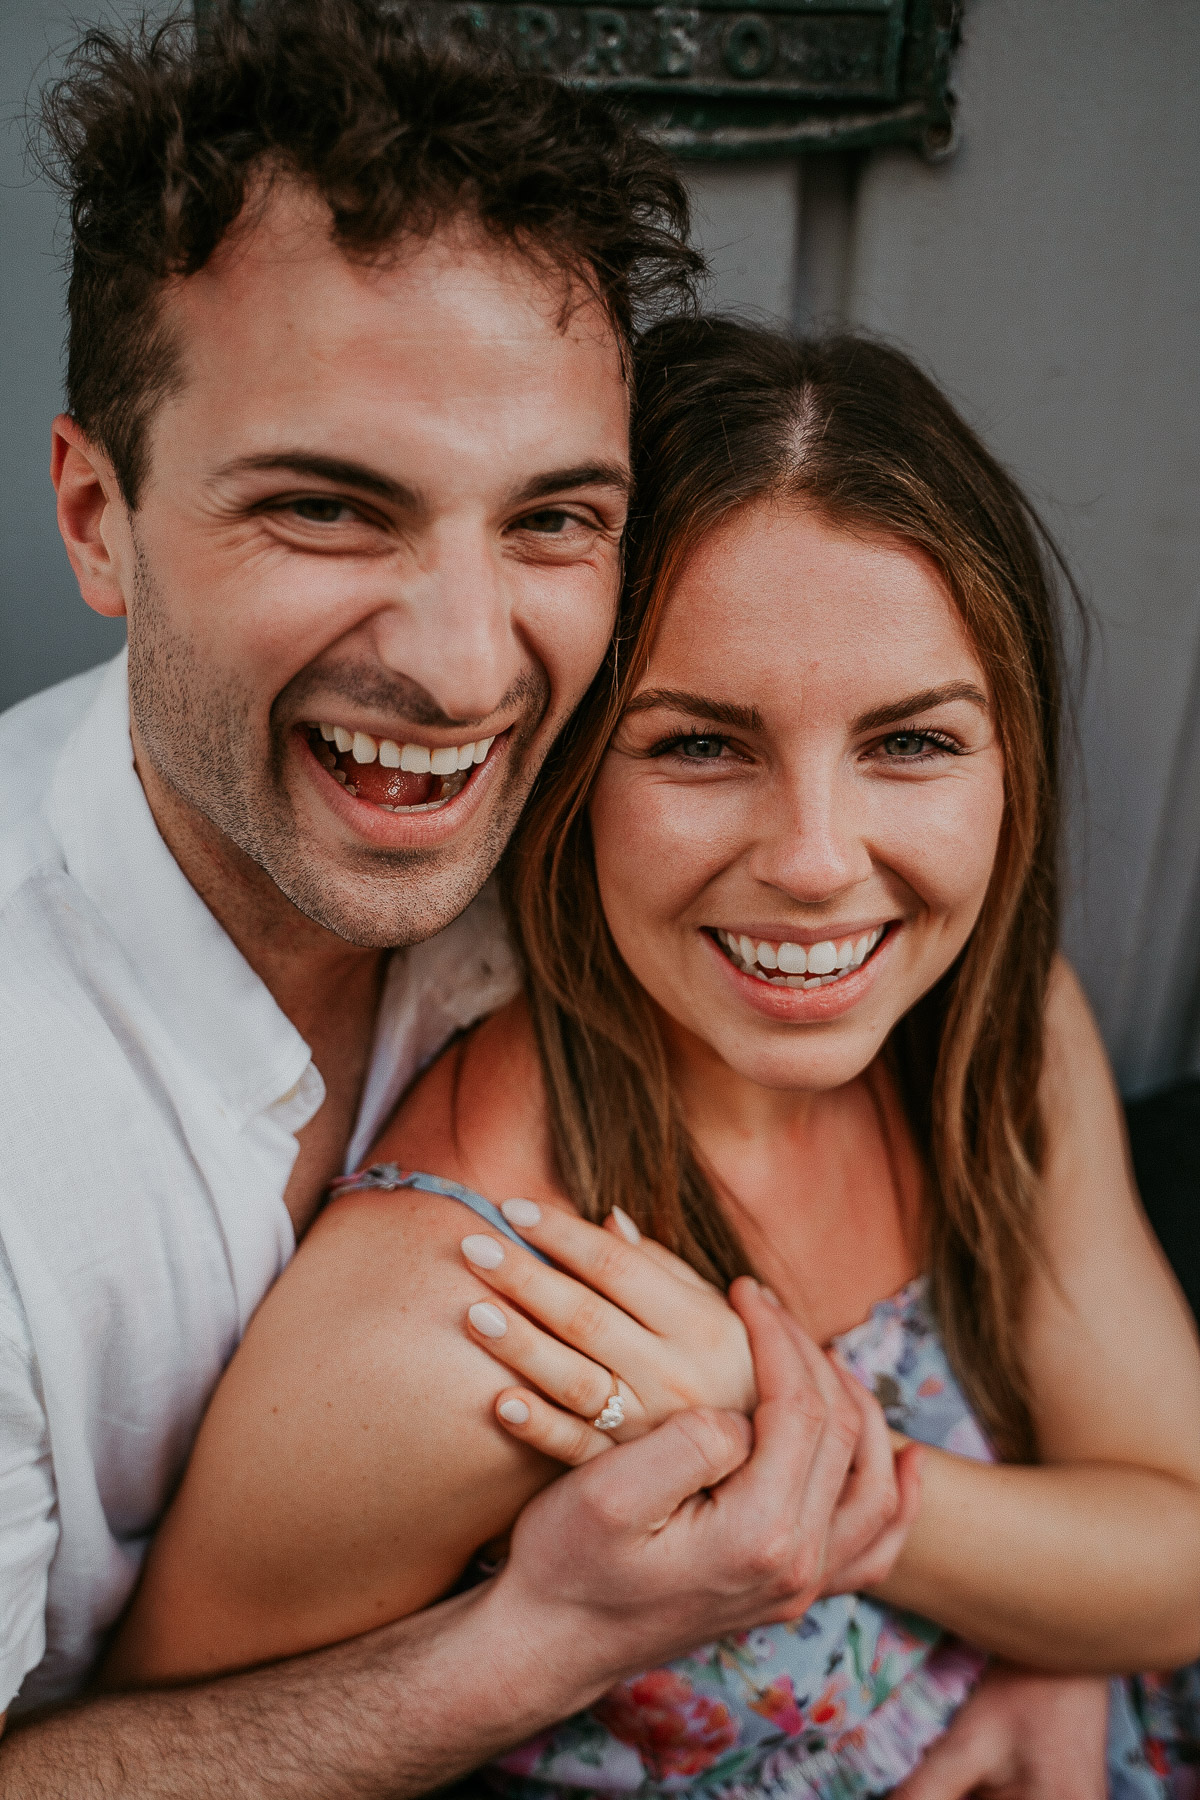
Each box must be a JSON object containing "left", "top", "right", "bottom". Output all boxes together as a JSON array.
[{"left": 0, "top": 1246, "right": 58, "bottom": 1712}]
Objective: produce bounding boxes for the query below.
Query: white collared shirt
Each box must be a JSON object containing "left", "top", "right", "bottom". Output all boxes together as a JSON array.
[{"left": 0, "top": 653, "right": 519, "bottom": 1713}]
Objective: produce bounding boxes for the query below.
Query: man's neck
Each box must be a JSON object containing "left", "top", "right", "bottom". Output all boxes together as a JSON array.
[{"left": 132, "top": 738, "right": 386, "bottom": 1236}]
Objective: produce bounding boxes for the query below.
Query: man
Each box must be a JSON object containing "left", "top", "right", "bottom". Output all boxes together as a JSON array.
[{"left": 0, "top": 0, "right": 1112, "bottom": 1791}]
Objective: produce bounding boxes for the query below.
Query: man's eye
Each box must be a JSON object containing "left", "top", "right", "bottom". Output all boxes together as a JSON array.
[
  {"left": 517, "top": 509, "right": 574, "bottom": 535},
  {"left": 286, "top": 497, "right": 353, "bottom": 524}
]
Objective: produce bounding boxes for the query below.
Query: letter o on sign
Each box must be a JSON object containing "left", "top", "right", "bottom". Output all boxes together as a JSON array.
[{"left": 722, "top": 15, "right": 775, "bottom": 78}]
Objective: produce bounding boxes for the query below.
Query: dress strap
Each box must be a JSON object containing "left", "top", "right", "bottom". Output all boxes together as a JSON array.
[{"left": 326, "top": 1164, "right": 551, "bottom": 1263}]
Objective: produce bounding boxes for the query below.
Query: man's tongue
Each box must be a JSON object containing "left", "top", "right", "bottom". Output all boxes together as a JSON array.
[{"left": 341, "top": 759, "right": 437, "bottom": 808}]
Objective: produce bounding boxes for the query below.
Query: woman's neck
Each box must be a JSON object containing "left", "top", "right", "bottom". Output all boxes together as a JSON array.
[{"left": 662, "top": 1014, "right": 924, "bottom": 1342}]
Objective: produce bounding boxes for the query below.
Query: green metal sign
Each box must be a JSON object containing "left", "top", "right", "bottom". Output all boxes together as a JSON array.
[
  {"left": 196, "top": 0, "right": 960, "bottom": 158},
  {"left": 411, "top": 0, "right": 960, "bottom": 156}
]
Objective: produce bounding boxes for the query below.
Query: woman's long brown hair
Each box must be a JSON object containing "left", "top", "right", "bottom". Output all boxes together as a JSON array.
[{"left": 504, "top": 319, "right": 1077, "bottom": 1461}]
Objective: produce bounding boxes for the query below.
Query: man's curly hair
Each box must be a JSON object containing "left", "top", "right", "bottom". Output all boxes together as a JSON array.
[{"left": 40, "top": 0, "right": 704, "bottom": 505}]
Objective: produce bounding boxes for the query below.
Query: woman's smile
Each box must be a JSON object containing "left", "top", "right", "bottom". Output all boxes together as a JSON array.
[{"left": 701, "top": 922, "right": 895, "bottom": 1023}]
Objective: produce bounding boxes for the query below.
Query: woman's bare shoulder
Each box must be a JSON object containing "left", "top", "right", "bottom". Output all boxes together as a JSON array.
[
  {"left": 112, "top": 1172, "right": 557, "bottom": 1685},
  {"left": 371, "top": 993, "right": 568, "bottom": 1209}
]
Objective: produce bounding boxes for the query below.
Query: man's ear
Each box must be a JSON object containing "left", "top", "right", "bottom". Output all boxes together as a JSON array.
[{"left": 51, "top": 415, "right": 133, "bottom": 620}]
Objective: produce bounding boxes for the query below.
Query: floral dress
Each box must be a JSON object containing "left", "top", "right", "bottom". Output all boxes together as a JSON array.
[{"left": 332, "top": 1166, "right": 1198, "bottom": 1799}]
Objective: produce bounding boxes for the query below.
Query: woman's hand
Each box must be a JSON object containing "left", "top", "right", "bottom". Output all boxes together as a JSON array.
[
  {"left": 458, "top": 1203, "right": 923, "bottom": 1586},
  {"left": 459, "top": 1200, "right": 756, "bottom": 1439}
]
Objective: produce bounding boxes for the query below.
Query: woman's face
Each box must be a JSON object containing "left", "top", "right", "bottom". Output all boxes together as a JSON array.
[{"left": 589, "top": 498, "right": 1007, "bottom": 1094}]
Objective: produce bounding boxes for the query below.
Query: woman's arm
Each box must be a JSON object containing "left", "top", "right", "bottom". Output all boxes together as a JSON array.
[
  {"left": 105, "top": 1182, "right": 566, "bottom": 1686},
  {"left": 473, "top": 962, "right": 1200, "bottom": 1671},
  {"left": 870, "top": 957, "right": 1200, "bottom": 1668}
]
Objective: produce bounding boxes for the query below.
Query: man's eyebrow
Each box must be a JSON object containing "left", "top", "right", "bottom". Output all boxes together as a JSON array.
[
  {"left": 213, "top": 455, "right": 631, "bottom": 510},
  {"left": 624, "top": 688, "right": 764, "bottom": 731},
  {"left": 852, "top": 682, "right": 990, "bottom": 733},
  {"left": 214, "top": 452, "right": 415, "bottom": 505},
  {"left": 509, "top": 463, "right": 632, "bottom": 506}
]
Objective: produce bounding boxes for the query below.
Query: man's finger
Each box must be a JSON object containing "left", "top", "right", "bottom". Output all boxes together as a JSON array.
[
  {"left": 715, "top": 1284, "right": 859, "bottom": 1610},
  {"left": 570, "top": 1407, "right": 754, "bottom": 1536},
  {"left": 827, "top": 1444, "right": 925, "bottom": 1593}
]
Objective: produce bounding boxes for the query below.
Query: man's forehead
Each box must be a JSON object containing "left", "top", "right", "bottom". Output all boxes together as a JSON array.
[
  {"left": 166, "top": 177, "right": 625, "bottom": 371},
  {"left": 144, "top": 179, "right": 631, "bottom": 501}
]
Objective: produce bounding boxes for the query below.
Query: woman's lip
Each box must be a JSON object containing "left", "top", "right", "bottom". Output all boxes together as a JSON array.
[
  {"left": 293, "top": 727, "right": 504, "bottom": 848},
  {"left": 714, "top": 922, "right": 893, "bottom": 949},
  {"left": 702, "top": 923, "right": 896, "bottom": 1021}
]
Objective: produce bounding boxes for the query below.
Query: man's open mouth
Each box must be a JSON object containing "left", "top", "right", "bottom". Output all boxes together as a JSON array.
[
  {"left": 712, "top": 924, "right": 888, "bottom": 989},
  {"left": 305, "top": 722, "right": 497, "bottom": 813}
]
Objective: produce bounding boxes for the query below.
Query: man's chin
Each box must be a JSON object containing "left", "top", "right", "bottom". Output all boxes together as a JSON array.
[{"left": 260, "top": 828, "right": 511, "bottom": 949}]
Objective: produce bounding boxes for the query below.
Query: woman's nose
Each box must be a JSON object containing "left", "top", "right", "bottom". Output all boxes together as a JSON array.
[{"left": 747, "top": 775, "right": 872, "bottom": 903}]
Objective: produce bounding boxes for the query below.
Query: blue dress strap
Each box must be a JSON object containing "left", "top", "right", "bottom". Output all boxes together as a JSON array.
[{"left": 326, "top": 1163, "right": 551, "bottom": 1263}]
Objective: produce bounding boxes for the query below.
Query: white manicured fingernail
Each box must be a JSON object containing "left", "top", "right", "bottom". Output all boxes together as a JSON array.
[
  {"left": 610, "top": 1206, "right": 640, "bottom": 1244},
  {"left": 468, "top": 1302, "right": 507, "bottom": 1338},
  {"left": 498, "top": 1398, "right": 530, "bottom": 1423},
  {"left": 462, "top": 1235, "right": 505, "bottom": 1270},
  {"left": 501, "top": 1198, "right": 542, "bottom": 1228}
]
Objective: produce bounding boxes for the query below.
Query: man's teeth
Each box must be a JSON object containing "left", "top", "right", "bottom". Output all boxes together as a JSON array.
[
  {"left": 716, "top": 926, "right": 885, "bottom": 988},
  {"left": 317, "top": 724, "right": 495, "bottom": 772}
]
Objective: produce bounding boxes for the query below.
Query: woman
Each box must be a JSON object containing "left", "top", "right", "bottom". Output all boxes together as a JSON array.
[{"left": 106, "top": 324, "right": 1200, "bottom": 1795}]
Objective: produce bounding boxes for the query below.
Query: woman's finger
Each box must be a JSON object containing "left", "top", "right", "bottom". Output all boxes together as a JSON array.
[
  {"left": 494, "top": 1199, "right": 713, "bottom": 1333},
  {"left": 465, "top": 1298, "right": 640, "bottom": 1429},
  {"left": 493, "top": 1387, "right": 614, "bottom": 1465},
  {"left": 459, "top": 1229, "right": 653, "bottom": 1375},
  {"left": 602, "top": 1210, "right": 719, "bottom": 1294}
]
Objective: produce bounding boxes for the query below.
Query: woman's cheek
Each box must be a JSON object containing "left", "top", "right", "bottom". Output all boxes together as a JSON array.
[
  {"left": 877, "top": 763, "right": 1005, "bottom": 934},
  {"left": 590, "top": 768, "right": 745, "bottom": 946}
]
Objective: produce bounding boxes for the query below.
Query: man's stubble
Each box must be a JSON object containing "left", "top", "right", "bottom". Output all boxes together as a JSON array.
[{"left": 125, "top": 542, "right": 551, "bottom": 950}]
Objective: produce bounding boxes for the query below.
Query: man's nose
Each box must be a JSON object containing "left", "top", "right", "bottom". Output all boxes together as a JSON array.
[
  {"left": 368, "top": 528, "right": 524, "bottom": 726},
  {"left": 747, "top": 767, "right": 872, "bottom": 902}
]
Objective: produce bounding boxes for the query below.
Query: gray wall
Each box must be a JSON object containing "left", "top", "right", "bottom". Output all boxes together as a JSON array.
[
  {"left": 4, "top": 0, "right": 1198, "bottom": 1092},
  {"left": 0, "top": 0, "right": 128, "bottom": 710}
]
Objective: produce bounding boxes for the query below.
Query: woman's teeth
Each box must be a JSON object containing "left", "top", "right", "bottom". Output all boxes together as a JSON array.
[
  {"left": 715, "top": 926, "right": 885, "bottom": 988},
  {"left": 308, "top": 723, "right": 495, "bottom": 812}
]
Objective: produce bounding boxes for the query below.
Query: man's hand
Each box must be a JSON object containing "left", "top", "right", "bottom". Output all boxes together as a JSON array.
[
  {"left": 487, "top": 1278, "right": 919, "bottom": 1687},
  {"left": 0, "top": 1280, "right": 914, "bottom": 1797},
  {"left": 891, "top": 1663, "right": 1110, "bottom": 1800}
]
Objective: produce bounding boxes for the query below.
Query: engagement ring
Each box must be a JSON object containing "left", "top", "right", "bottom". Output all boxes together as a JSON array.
[{"left": 592, "top": 1385, "right": 626, "bottom": 1431}]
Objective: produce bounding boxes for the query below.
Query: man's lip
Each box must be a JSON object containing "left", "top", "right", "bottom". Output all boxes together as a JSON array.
[
  {"left": 292, "top": 727, "right": 504, "bottom": 848},
  {"left": 296, "top": 718, "right": 515, "bottom": 752}
]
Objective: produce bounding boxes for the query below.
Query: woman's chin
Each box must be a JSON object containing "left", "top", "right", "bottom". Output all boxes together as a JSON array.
[{"left": 640, "top": 925, "right": 920, "bottom": 1093}]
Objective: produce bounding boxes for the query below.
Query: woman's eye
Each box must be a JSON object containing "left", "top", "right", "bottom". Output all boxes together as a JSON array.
[
  {"left": 877, "top": 730, "right": 957, "bottom": 760},
  {"left": 647, "top": 733, "right": 728, "bottom": 761}
]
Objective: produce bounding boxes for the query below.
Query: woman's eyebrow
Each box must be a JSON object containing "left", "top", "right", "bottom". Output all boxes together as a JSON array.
[
  {"left": 624, "top": 689, "right": 764, "bottom": 731},
  {"left": 852, "top": 682, "right": 990, "bottom": 733}
]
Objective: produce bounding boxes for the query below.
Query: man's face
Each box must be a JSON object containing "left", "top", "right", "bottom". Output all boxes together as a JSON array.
[{"left": 111, "top": 187, "right": 631, "bottom": 945}]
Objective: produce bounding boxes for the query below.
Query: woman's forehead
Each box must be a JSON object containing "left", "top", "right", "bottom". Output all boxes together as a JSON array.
[{"left": 641, "top": 498, "right": 985, "bottom": 714}]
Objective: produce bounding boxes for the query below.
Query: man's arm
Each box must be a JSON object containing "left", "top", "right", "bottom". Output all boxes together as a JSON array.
[{"left": 0, "top": 1284, "right": 900, "bottom": 1798}]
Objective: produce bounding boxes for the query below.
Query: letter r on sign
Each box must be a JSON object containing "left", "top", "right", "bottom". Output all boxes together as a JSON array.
[{"left": 583, "top": 8, "right": 629, "bottom": 75}]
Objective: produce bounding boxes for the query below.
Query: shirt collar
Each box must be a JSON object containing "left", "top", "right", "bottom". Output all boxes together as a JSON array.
[{"left": 44, "top": 651, "right": 318, "bottom": 1131}]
